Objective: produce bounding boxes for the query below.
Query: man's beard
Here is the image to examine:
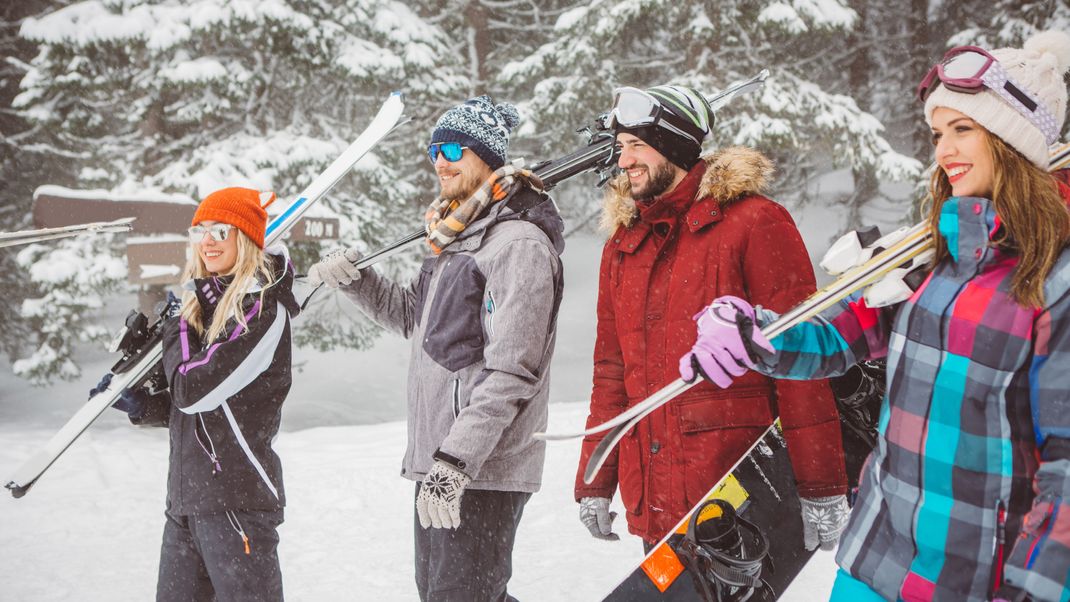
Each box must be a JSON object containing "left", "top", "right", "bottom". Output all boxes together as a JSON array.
[
  {"left": 629, "top": 160, "right": 678, "bottom": 202},
  {"left": 440, "top": 168, "right": 486, "bottom": 201}
]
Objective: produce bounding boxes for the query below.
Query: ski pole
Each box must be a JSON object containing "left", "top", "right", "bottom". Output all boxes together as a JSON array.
[{"left": 0, "top": 217, "right": 136, "bottom": 249}]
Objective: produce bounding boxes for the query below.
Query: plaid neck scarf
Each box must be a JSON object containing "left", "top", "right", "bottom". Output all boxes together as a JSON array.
[{"left": 424, "top": 164, "right": 544, "bottom": 254}]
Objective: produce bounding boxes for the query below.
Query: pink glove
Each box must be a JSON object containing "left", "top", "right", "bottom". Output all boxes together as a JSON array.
[{"left": 679, "top": 296, "right": 775, "bottom": 388}]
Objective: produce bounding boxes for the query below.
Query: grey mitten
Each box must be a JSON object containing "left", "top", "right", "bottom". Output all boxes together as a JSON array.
[
  {"left": 579, "top": 496, "right": 620, "bottom": 541},
  {"left": 416, "top": 460, "right": 472, "bottom": 529},
  {"left": 307, "top": 248, "right": 363, "bottom": 288},
  {"left": 801, "top": 494, "right": 850, "bottom": 551}
]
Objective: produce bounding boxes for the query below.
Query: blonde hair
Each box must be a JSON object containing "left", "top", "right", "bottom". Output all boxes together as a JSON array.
[
  {"left": 179, "top": 229, "right": 277, "bottom": 342},
  {"left": 925, "top": 129, "right": 1069, "bottom": 307}
]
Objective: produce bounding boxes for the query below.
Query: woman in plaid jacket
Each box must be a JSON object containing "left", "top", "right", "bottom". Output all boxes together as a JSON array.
[{"left": 679, "top": 31, "right": 1070, "bottom": 602}]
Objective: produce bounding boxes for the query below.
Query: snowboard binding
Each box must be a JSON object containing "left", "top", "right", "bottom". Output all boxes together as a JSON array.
[
  {"left": 676, "top": 499, "right": 775, "bottom": 602},
  {"left": 829, "top": 360, "right": 886, "bottom": 500},
  {"left": 829, "top": 361, "right": 885, "bottom": 449}
]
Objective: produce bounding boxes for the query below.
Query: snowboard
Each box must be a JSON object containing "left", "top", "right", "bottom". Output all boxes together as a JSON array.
[{"left": 603, "top": 421, "right": 812, "bottom": 601}]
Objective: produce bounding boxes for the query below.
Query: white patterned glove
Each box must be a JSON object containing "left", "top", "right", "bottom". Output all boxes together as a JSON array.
[
  {"left": 801, "top": 494, "right": 850, "bottom": 551},
  {"left": 579, "top": 496, "right": 620, "bottom": 541},
  {"left": 307, "top": 248, "right": 363, "bottom": 288},
  {"left": 416, "top": 460, "right": 472, "bottom": 529}
]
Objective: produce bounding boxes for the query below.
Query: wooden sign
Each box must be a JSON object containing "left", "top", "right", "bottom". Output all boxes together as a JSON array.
[
  {"left": 32, "top": 186, "right": 339, "bottom": 241},
  {"left": 125, "top": 236, "right": 188, "bottom": 286}
]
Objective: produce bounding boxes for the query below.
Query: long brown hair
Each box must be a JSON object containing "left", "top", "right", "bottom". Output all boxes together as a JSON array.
[
  {"left": 925, "top": 131, "right": 1069, "bottom": 307},
  {"left": 179, "top": 230, "right": 276, "bottom": 342}
]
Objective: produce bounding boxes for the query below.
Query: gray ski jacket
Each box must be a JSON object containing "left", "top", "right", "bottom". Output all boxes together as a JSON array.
[{"left": 342, "top": 186, "right": 565, "bottom": 493}]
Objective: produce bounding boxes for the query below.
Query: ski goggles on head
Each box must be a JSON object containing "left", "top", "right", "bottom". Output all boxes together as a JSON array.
[
  {"left": 427, "top": 142, "right": 468, "bottom": 164},
  {"left": 917, "top": 45, "right": 1060, "bottom": 144},
  {"left": 188, "top": 223, "right": 234, "bottom": 244},
  {"left": 606, "top": 87, "right": 703, "bottom": 146}
]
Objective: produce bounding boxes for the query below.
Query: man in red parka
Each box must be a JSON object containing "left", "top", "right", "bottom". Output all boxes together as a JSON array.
[{"left": 574, "top": 84, "right": 849, "bottom": 551}]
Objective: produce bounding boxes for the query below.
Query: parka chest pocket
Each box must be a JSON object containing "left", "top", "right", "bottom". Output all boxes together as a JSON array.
[
  {"left": 676, "top": 391, "right": 774, "bottom": 507},
  {"left": 422, "top": 254, "right": 486, "bottom": 372}
]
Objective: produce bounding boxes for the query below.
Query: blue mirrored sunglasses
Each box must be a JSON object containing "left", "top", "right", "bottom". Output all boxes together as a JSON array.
[{"left": 427, "top": 142, "right": 467, "bottom": 163}]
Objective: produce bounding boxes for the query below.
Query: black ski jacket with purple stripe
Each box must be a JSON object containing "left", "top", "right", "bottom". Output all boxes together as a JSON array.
[{"left": 135, "top": 248, "right": 299, "bottom": 516}]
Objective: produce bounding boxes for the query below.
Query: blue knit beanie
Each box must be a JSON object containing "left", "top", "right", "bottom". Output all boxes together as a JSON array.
[{"left": 429, "top": 95, "right": 521, "bottom": 170}]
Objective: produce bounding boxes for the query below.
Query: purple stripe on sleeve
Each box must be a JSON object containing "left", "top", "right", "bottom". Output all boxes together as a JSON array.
[
  {"left": 180, "top": 319, "right": 191, "bottom": 361},
  {"left": 179, "top": 300, "right": 262, "bottom": 375}
]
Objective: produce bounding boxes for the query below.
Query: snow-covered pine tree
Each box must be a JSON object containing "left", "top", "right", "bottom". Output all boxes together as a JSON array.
[
  {"left": 498, "top": 0, "right": 922, "bottom": 229},
  {"left": 12, "top": 0, "right": 466, "bottom": 383},
  {"left": 410, "top": 0, "right": 609, "bottom": 228},
  {"left": 951, "top": 0, "right": 1070, "bottom": 53},
  {"left": 950, "top": 0, "right": 1070, "bottom": 143},
  {"left": 0, "top": 1, "right": 71, "bottom": 368}
]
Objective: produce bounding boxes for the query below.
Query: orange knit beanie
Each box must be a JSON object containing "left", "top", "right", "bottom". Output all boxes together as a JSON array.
[{"left": 192, "top": 187, "right": 276, "bottom": 248}]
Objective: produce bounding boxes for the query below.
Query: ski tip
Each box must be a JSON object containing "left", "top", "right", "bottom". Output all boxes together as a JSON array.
[
  {"left": 5, "top": 480, "right": 29, "bottom": 499},
  {"left": 533, "top": 431, "right": 584, "bottom": 441},
  {"left": 390, "top": 90, "right": 404, "bottom": 100},
  {"left": 582, "top": 464, "right": 598, "bottom": 485}
]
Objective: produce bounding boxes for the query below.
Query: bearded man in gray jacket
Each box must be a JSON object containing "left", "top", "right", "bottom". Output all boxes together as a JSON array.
[{"left": 308, "top": 95, "right": 565, "bottom": 602}]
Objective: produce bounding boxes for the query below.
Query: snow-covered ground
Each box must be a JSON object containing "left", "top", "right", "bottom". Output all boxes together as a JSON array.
[
  {"left": 0, "top": 402, "right": 837, "bottom": 600},
  {"left": 0, "top": 226, "right": 859, "bottom": 600}
]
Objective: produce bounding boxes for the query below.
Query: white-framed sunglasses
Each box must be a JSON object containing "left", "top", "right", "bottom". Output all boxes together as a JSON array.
[{"left": 188, "top": 223, "right": 234, "bottom": 244}]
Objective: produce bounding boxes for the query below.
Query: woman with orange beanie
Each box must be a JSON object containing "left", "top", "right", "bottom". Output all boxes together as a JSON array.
[{"left": 112, "top": 187, "right": 301, "bottom": 601}]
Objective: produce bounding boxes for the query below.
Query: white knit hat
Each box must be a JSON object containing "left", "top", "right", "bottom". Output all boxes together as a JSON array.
[{"left": 924, "top": 30, "right": 1070, "bottom": 168}]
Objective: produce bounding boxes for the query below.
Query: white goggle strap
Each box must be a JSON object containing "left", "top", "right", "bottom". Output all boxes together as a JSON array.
[{"left": 982, "top": 61, "right": 1060, "bottom": 145}]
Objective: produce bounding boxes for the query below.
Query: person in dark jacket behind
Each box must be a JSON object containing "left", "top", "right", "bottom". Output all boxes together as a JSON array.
[
  {"left": 109, "top": 187, "right": 300, "bottom": 602},
  {"left": 307, "top": 96, "right": 565, "bottom": 601},
  {"left": 574, "top": 84, "right": 849, "bottom": 551}
]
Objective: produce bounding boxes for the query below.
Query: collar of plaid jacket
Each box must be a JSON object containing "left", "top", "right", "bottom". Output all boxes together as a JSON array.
[
  {"left": 939, "top": 194, "right": 1070, "bottom": 313},
  {"left": 937, "top": 196, "right": 1000, "bottom": 263},
  {"left": 424, "top": 164, "right": 544, "bottom": 254}
]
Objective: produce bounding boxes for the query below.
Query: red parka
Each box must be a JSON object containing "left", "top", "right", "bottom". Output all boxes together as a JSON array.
[{"left": 574, "top": 147, "right": 847, "bottom": 544}]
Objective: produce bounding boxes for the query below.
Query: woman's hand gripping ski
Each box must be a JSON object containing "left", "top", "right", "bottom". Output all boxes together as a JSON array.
[{"left": 679, "top": 295, "right": 774, "bottom": 388}]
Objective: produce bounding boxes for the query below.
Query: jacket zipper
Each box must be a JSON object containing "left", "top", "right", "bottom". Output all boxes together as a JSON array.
[
  {"left": 990, "top": 498, "right": 1007, "bottom": 598},
  {"left": 194, "top": 414, "right": 222, "bottom": 475},
  {"left": 226, "top": 510, "right": 251, "bottom": 555},
  {"left": 451, "top": 378, "right": 461, "bottom": 418}
]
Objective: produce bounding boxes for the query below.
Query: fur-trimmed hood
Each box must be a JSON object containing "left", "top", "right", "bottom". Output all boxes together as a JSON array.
[{"left": 600, "top": 146, "right": 774, "bottom": 231}]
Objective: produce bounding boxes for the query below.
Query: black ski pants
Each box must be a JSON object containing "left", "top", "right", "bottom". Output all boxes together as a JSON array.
[
  {"left": 414, "top": 484, "right": 531, "bottom": 602},
  {"left": 156, "top": 508, "right": 284, "bottom": 602}
]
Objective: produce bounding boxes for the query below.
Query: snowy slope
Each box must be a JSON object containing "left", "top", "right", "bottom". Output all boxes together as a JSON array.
[{"left": 0, "top": 402, "right": 836, "bottom": 600}]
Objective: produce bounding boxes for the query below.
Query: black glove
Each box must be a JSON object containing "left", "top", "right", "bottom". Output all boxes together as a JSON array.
[
  {"left": 89, "top": 373, "right": 113, "bottom": 399},
  {"left": 158, "top": 290, "right": 182, "bottom": 321},
  {"left": 112, "top": 387, "right": 152, "bottom": 417}
]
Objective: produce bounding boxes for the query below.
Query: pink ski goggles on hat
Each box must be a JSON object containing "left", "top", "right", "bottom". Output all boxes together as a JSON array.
[{"left": 917, "top": 45, "right": 1059, "bottom": 145}]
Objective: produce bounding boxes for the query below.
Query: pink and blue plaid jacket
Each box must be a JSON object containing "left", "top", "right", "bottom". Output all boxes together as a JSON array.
[{"left": 756, "top": 194, "right": 1070, "bottom": 601}]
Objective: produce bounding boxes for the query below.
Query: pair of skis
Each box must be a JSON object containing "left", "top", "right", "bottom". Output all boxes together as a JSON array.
[{"left": 544, "top": 140, "right": 1070, "bottom": 485}]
